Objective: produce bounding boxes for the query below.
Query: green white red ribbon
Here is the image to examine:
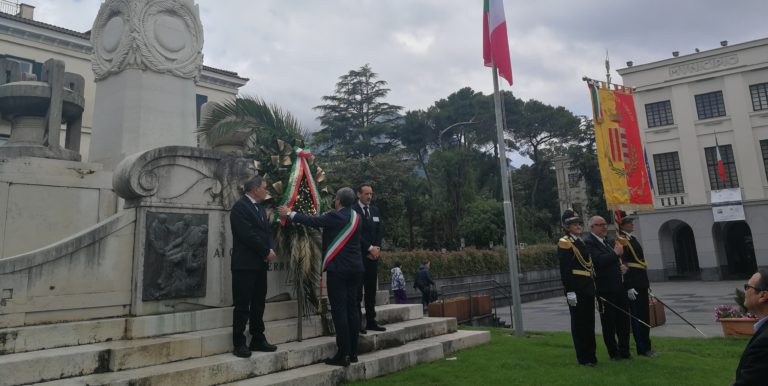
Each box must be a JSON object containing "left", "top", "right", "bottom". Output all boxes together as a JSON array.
[
  {"left": 277, "top": 147, "right": 321, "bottom": 225},
  {"left": 322, "top": 209, "right": 359, "bottom": 271}
]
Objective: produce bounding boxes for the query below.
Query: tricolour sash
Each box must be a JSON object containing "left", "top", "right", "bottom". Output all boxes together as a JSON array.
[{"left": 322, "top": 209, "right": 360, "bottom": 271}]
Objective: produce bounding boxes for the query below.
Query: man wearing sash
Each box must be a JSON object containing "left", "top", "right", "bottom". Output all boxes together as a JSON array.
[
  {"left": 616, "top": 210, "right": 656, "bottom": 358},
  {"left": 278, "top": 187, "right": 364, "bottom": 366},
  {"left": 585, "top": 215, "right": 631, "bottom": 361},
  {"left": 558, "top": 209, "right": 597, "bottom": 367}
]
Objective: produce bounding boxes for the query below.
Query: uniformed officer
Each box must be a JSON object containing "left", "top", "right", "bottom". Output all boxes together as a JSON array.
[
  {"left": 615, "top": 210, "right": 656, "bottom": 358},
  {"left": 558, "top": 209, "right": 598, "bottom": 367}
]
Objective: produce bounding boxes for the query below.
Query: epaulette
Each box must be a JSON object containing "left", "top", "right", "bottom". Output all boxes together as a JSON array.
[{"left": 558, "top": 237, "right": 573, "bottom": 249}]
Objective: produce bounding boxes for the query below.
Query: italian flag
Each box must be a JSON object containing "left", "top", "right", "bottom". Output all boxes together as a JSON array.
[
  {"left": 715, "top": 137, "right": 727, "bottom": 183},
  {"left": 483, "top": 0, "right": 513, "bottom": 85}
]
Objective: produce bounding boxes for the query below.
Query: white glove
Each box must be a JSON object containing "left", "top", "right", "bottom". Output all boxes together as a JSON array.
[
  {"left": 566, "top": 292, "right": 577, "bottom": 307},
  {"left": 627, "top": 288, "right": 638, "bottom": 301}
]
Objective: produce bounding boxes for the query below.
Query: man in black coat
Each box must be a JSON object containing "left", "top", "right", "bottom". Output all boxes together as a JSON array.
[
  {"left": 616, "top": 210, "right": 655, "bottom": 358},
  {"left": 585, "top": 215, "right": 631, "bottom": 361},
  {"left": 229, "top": 176, "right": 277, "bottom": 358},
  {"left": 734, "top": 269, "right": 768, "bottom": 385},
  {"left": 278, "top": 187, "right": 365, "bottom": 367},
  {"left": 558, "top": 209, "right": 597, "bottom": 367},
  {"left": 353, "top": 183, "right": 386, "bottom": 332}
]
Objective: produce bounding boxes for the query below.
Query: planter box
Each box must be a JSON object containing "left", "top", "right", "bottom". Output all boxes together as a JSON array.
[
  {"left": 719, "top": 318, "right": 757, "bottom": 337},
  {"left": 649, "top": 300, "right": 665, "bottom": 327},
  {"left": 428, "top": 297, "right": 471, "bottom": 322},
  {"left": 471, "top": 294, "right": 492, "bottom": 316}
]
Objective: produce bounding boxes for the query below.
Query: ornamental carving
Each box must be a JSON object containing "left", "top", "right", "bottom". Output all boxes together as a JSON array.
[{"left": 91, "top": 0, "right": 204, "bottom": 81}]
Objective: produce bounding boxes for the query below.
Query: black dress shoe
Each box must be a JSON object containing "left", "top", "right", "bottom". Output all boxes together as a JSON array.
[
  {"left": 367, "top": 323, "right": 386, "bottom": 332},
  {"left": 249, "top": 339, "right": 277, "bottom": 352},
  {"left": 640, "top": 350, "right": 658, "bottom": 358},
  {"left": 359, "top": 328, "right": 367, "bottom": 334},
  {"left": 324, "top": 356, "right": 350, "bottom": 366},
  {"left": 349, "top": 355, "right": 359, "bottom": 363},
  {"left": 232, "top": 345, "right": 252, "bottom": 358},
  {"left": 580, "top": 362, "right": 596, "bottom": 367}
]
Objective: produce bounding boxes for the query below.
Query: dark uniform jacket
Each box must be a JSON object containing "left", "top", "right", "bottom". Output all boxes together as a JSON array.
[
  {"left": 585, "top": 233, "right": 623, "bottom": 293},
  {"left": 230, "top": 196, "right": 274, "bottom": 271},
  {"left": 734, "top": 319, "right": 768, "bottom": 385},
  {"left": 353, "top": 202, "right": 383, "bottom": 260},
  {"left": 618, "top": 232, "right": 649, "bottom": 289},
  {"left": 557, "top": 235, "right": 595, "bottom": 295},
  {"left": 291, "top": 207, "right": 364, "bottom": 274}
]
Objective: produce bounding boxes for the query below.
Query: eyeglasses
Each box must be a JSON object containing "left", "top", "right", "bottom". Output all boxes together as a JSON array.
[
  {"left": 592, "top": 223, "right": 608, "bottom": 227},
  {"left": 744, "top": 283, "right": 765, "bottom": 292}
]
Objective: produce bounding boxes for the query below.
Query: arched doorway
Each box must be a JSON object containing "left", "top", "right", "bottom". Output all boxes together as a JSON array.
[
  {"left": 724, "top": 221, "right": 757, "bottom": 278},
  {"left": 659, "top": 220, "right": 701, "bottom": 280},
  {"left": 672, "top": 224, "right": 700, "bottom": 278}
]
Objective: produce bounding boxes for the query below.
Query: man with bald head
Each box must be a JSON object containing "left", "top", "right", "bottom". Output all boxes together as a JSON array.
[
  {"left": 585, "top": 215, "right": 631, "bottom": 361},
  {"left": 733, "top": 269, "right": 768, "bottom": 385}
]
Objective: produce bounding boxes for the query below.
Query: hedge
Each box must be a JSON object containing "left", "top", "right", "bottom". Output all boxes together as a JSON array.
[{"left": 376, "top": 244, "right": 558, "bottom": 283}]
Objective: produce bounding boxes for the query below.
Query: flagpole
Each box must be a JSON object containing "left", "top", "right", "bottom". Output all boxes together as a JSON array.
[{"left": 491, "top": 64, "right": 524, "bottom": 337}]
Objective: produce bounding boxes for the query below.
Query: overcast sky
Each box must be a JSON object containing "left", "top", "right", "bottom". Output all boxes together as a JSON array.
[{"left": 24, "top": 0, "right": 768, "bottom": 135}]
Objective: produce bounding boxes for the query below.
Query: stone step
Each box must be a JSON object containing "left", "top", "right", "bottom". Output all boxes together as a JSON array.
[
  {"left": 0, "top": 294, "right": 396, "bottom": 356},
  {"left": 224, "top": 330, "right": 491, "bottom": 386},
  {"left": 0, "top": 303, "right": 423, "bottom": 385},
  {"left": 31, "top": 316, "right": 456, "bottom": 386}
]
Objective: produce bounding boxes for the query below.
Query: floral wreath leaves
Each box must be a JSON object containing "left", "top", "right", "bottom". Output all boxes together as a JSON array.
[{"left": 256, "top": 138, "right": 334, "bottom": 316}]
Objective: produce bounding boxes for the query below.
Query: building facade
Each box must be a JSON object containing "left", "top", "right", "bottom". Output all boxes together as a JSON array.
[
  {"left": 553, "top": 155, "right": 590, "bottom": 224},
  {"left": 0, "top": 4, "right": 248, "bottom": 160},
  {"left": 617, "top": 38, "right": 768, "bottom": 281}
]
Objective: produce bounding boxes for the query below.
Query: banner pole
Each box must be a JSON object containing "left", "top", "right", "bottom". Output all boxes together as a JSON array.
[{"left": 491, "top": 64, "right": 524, "bottom": 337}]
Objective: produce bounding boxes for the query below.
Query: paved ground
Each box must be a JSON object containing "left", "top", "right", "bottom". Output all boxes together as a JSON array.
[{"left": 495, "top": 280, "right": 746, "bottom": 338}]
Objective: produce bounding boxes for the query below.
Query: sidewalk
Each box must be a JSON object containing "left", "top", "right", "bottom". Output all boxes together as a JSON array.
[{"left": 495, "top": 280, "right": 745, "bottom": 338}]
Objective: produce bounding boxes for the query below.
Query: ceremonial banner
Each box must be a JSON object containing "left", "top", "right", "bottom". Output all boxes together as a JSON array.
[{"left": 585, "top": 79, "right": 653, "bottom": 210}]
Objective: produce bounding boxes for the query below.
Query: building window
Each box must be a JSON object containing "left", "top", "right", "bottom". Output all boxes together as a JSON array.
[
  {"left": 567, "top": 172, "right": 580, "bottom": 188},
  {"left": 653, "top": 152, "right": 684, "bottom": 195},
  {"left": 760, "top": 140, "right": 768, "bottom": 182},
  {"left": 750, "top": 83, "right": 768, "bottom": 111},
  {"left": 704, "top": 144, "right": 739, "bottom": 190},
  {"left": 645, "top": 100, "right": 674, "bottom": 128},
  {"left": 694, "top": 91, "right": 726, "bottom": 120},
  {"left": 195, "top": 94, "right": 208, "bottom": 126}
]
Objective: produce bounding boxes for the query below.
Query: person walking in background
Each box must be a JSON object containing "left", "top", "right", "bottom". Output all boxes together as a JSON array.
[
  {"left": 391, "top": 262, "right": 407, "bottom": 304},
  {"left": 585, "top": 215, "right": 631, "bottom": 361},
  {"left": 733, "top": 269, "right": 768, "bottom": 385},
  {"left": 615, "top": 210, "right": 656, "bottom": 358},
  {"left": 229, "top": 176, "right": 277, "bottom": 358},
  {"left": 414, "top": 259, "right": 435, "bottom": 309},
  {"left": 277, "top": 187, "right": 364, "bottom": 367},
  {"left": 557, "top": 209, "right": 597, "bottom": 367},
  {"left": 353, "top": 183, "right": 386, "bottom": 333}
]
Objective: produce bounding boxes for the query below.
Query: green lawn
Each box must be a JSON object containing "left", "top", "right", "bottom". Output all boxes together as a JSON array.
[{"left": 350, "top": 328, "right": 748, "bottom": 386}]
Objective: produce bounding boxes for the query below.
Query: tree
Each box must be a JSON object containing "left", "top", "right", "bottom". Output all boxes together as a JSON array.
[
  {"left": 313, "top": 64, "right": 402, "bottom": 159},
  {"left": 507, "top": 100, "right": 580, "bottom": 208},
  {"left": 566, "top": 117, "right": 608, "bottom": 219},
  {"left": 197, "top": 96, "right": 307, "bottom": 149}
]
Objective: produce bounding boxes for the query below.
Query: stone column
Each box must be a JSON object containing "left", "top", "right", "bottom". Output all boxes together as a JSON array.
[{"left": 89, "top": 0, "right": 204, "bottom": 170}]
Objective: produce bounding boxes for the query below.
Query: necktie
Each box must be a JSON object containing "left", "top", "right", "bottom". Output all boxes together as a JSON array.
[{"left": 364, "top": 205, "right": 370, "bottom": 220}]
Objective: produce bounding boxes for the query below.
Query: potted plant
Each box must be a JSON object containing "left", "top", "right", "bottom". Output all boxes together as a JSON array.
[{"left": 715, "top": 289, "right": 758, "bottom": 337}]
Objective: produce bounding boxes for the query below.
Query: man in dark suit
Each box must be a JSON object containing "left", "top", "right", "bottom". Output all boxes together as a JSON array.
[
  {"left": 558, "top": 209, "right": 597, "bottom": 367},
  {"left": 585, "top": 215, "right": 631, "bottom": 361},
  {"left": 353, "top": 183, "right": 386, "bottom": 332},
  {"left": 229, "top": 176, "right": 277, "bottom": 358},
  {"left": 616, "top": 210, "right": 655, "bottom": 358},
  {"left": 734, "top": 269, "right": 768, "bottom": 385},
  {"left": 278, "top": 187, "right": 365, "bottom": 367}
]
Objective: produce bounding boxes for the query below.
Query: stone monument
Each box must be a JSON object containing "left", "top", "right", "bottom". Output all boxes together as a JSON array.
[{"left": 88, "top": 0, "right": 204, "bottom": 170}]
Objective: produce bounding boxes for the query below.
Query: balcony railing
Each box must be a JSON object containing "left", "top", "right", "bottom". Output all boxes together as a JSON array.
[
  {"left": 0, "top": 0, "right": 19, "bottom": 16},
  {"left": 657, "top": 193, "right": 687, "bottom": 208}
]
